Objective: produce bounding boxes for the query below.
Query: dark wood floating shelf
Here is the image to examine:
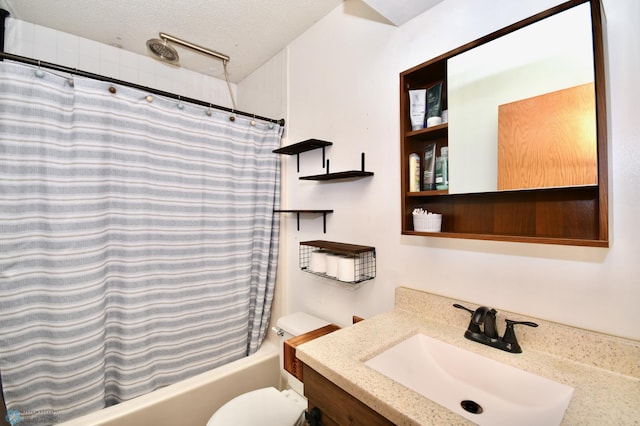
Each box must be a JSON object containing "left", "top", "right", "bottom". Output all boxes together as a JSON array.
[
  {"left": 300, "top": 152, "right": 373, "bottom": 181},
  {"left": 300, "top": 240, "right": 375, "bottom": 255},
  {"left": 272, "top": 139, "right": 332, "bottom": 155},
  {"left": 300, "top": 170, "right": 374, "bottom": 181},
  {"left": 273, "top": 139, "right": 332, "bottom": 173},
  {"left": 274, "top": 209, "right": 333, "bottom": 233}
]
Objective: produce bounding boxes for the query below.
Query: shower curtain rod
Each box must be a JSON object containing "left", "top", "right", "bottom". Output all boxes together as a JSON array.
[{"left": 0, "top": 51, "right": 285, "bottom": 126}]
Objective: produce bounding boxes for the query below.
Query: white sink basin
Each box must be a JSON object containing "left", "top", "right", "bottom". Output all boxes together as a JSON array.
[{"left": 364, "top": 334, "right": 574, "bottom": 426}]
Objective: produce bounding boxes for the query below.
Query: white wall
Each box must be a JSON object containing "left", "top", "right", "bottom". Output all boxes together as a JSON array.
[
  {"left": 242, "top": 0, "right": 640, "bottom": 340},
  {"left": 237, "top": 50, "right": 287, "bottom": 122}
]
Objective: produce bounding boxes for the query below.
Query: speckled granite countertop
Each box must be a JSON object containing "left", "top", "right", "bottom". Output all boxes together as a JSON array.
[{"left": 296, "top": 287, "right": 640, "bottom": 425}]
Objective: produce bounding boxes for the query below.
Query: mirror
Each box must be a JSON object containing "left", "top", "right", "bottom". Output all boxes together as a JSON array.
[{"left": 447, "top": 2, "right": 597, "bottom": 194}]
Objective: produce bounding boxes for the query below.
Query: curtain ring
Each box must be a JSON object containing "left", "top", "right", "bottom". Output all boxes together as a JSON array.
[
  {"left": 109, "top": 85, "right": 116, "bottom": 94},
  {"left": 35, "top": 60, "right": 45, "bottom": 78},
  {"left": 206, "top": 104, "right": 212, "bottom": 116},
  {"left": 229, "top": 110, "right": 236, "bottom": 122},
  {"left": 250, "top": 115, "right": 256, "bottom": 126}
]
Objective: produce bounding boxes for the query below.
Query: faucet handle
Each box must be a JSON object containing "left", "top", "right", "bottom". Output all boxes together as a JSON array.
[
  {"left": 453, "top": 303, "right": 474, "bottom": 315},
  {"left": 453, "top": 304, "right": 482, "bottom": 334},
  {"left": 503, "top": 319, "right": 538, "bottom": 353}
]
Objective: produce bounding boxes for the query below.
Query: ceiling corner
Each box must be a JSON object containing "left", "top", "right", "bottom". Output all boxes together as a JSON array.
[{"left": 360, "top": 0, "right": 445, "bottom": 26}]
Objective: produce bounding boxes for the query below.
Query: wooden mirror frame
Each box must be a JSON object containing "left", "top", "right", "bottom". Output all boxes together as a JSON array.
[{"left": 399, "top": 0, "right": 608, "bottom": 246}]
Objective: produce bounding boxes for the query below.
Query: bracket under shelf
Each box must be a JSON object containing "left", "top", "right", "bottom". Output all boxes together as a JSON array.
[{"left": 273, "top": 209, "right": 333, "bottom": 233}]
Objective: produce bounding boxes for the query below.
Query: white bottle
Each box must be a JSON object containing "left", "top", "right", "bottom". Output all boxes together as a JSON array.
[{"left": 409, "top": 153, "right": 421, "bottom": 192}]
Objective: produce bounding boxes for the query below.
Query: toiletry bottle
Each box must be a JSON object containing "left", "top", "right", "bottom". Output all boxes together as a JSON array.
[
  {"left": 423, "top": 143, "right": 436, "bottom": 190},
  {"left": 409, "top": 153, "right": 421, "bottom": 192},
  {"left": 435, "top": 146, "right": 449, "bottom": 190}
]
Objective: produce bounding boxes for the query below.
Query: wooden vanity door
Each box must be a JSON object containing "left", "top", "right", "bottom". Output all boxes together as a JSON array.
[{"left": 303, "top": 365, "right": 395, "bottom": 426}]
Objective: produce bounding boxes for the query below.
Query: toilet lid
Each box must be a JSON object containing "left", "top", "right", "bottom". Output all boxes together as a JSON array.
[{"left": 207, "top": 387, "right": 306, "bottom": 426}]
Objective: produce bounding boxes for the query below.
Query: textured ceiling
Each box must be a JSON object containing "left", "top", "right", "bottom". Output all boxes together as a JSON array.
[{"left": 0, "top": 0, "right": 343, "bottom": 82}]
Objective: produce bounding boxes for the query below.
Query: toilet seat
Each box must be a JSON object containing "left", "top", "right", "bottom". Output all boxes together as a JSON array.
[{"left": 206, "top": 387, "right": 307, "bottom": 426}]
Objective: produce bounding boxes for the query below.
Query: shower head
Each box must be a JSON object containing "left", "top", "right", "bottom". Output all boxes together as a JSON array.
[
  {"left": 146, "top": 38, "right": 179, "bottom": 64},
  {"left": 146, "top": 32, "right": 230, "bottom": 65},
  {"left": 144, "top": 32, "right": 234, "bottom": 109}
]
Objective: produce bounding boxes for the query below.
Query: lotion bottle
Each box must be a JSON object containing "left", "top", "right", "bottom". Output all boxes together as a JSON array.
[{"left": 409, "top": 153, "right": 421, "bottom": 192}]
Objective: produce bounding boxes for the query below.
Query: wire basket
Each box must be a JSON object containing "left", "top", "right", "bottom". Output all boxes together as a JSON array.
[{"left": 299, "top": 241, "right": 376, "bottom": 284}]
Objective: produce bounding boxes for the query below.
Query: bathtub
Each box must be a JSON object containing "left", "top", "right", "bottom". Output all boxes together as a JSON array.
[{"left": 58, "top": 340, "right": 280, "bottom": 426}]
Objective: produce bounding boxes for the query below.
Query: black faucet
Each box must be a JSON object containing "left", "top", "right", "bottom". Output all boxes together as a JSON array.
[{"left": 453, "top": 304, "right": 538, "bottom": 353}]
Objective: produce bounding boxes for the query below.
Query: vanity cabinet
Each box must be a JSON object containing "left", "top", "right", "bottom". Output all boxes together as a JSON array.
[
  {"left": 400, "top": 0, "right": 608, "bottom": 247},
  {"left": 303, "top": 365, "right": 394, "bottom": 426}
]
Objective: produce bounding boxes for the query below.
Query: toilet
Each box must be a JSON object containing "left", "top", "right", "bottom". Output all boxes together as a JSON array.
[{"left": 206, "top": 312, "right": 330, "bottom": 426}]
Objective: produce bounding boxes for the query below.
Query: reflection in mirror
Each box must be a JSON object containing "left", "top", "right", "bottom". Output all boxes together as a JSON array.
[{"left": 447, "top": 2, "right": 596, "bottom": 194}]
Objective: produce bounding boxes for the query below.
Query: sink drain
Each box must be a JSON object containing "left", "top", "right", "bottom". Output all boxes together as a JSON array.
[{"left": 461, "top": 400, "right": 483, "bottom": 414}]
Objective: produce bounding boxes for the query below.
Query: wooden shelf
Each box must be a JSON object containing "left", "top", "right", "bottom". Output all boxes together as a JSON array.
[
  {"left": 402, "top": 230, "right": 609, "bottom": 247},
  {"left": 274, "top": 210, "right": 333, "bottom": 233},
  {"left": 300, "top": 153, "right": 373, "bottom": 181},
  {"left": 300, "top": 170, "right": 374, "bottom": 181},
  {"left": 275, "top": 143, "right": 373, "bottom": 234},
  {"left": 273, "top": 139, "right": 332, "bottom": 172},
  {"left": 405, "top": 123, "right": 448, "bottom": 139},
  {"left": 273, "top": 139, "right": 332, "bottom": 155},
  {"left": 406, "top": 190, "right": 448, "bottom": 197},
  {"left": 402, "top": 185, "right": 606, "bottom": 245},
  {"left": 300, "top": 240, "right": 375, "bottom": 255}
]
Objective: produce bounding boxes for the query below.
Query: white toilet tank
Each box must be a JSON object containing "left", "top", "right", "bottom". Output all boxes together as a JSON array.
[{"left": 206, "top": 312, "right": 329, "bottom": 426}]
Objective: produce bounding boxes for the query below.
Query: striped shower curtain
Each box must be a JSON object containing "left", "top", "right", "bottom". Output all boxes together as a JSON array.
[{"left": 0, "top": 61, "right": 281, "bottom": 424}]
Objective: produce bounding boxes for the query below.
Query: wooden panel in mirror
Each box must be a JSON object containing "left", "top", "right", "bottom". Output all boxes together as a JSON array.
[{"left": 497, "top": 83, "right": 597, "bottom": 190}]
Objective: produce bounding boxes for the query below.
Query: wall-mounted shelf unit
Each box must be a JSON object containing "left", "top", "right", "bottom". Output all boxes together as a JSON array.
[
  {"left": 299, "top": 240, "right": 376, "bottom": 285},
  {"left": 274, "top": 140, "right": 373, "bottom": 236},
  {"left": 399, "top": 0, "right": 608, "bottom": 247},
  {"left": 273, "top": 139, "right": 332, "bottom": 172},
  {"left": 273, "top": 209, "right": 333, "bottom": 233},
  {"left": 300, "top": 153, "right": 374, "bottom": 181}
]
